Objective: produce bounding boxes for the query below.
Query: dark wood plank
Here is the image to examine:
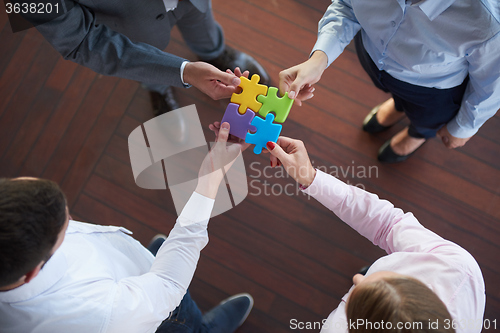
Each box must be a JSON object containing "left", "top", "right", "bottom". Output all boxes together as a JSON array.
[
  {"left": 19, "top": 67, "right": 96, "bottom": 176},
  {"left": 0, "top": 16, "right": 25, "bottom": 76},
  {"left": 461, "top": 135, "right": 500, "bottom": 170},
  {"left": 295, "top": 0, "right": 331, "bottom": 13},
  {"left": 0, "top": 41, "right": 58, "bottom": 160},
  {"left": 44, "top": 58, "right": 80, "bottom": 92},
  {"left": 0, "top": 28, "right": 43, "bottom": 117},
  {"left": 59, "top": 79, "right": 138, "bottom": 205},
  {"left": 41, "top": 75, "right": 119, "bottom": 183},
  {"left": 0, "top": 7, "right": 9, "bottom": 28},
  {"left": 241, "top": 0, "right": 322, "bottom": 33}
]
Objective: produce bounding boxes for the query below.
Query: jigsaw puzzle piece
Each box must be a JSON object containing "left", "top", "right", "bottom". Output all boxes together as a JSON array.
[
  {"left": 230, "top": 74, "right": 268, "bottom": 114},
  {"left": 245, "top": 113, "right": 282, "bottom": 154},
  {"left": 256, "top": 87, "right": 294, "bottom": 123},
  {"left": 221, "top": 103, "right": 257, "bottom": 140}
]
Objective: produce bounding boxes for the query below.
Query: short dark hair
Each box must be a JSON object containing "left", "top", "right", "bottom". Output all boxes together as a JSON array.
[
  {"left": 346, "top": 277, "right": 455, "bottom": 333},
  {"left": 0, "top": 178, "right": 67, "bottom": 288}
]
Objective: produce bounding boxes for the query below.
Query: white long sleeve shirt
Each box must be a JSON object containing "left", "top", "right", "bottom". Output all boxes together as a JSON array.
[
  {"left": 313, "top": 0, "right": 500, "bottom": 138},
  {"left": 0, "top": 192, "right": 214, "bottom": 333},
  {"left": 302, "top": 170, "right": 486, "bottom": 333}
]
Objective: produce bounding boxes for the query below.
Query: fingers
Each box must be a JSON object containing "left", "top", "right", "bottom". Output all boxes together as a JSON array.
[
  {"left": 269, "top": 154, "right": 281, "bottom": 167},
  {"left": 275, "top": 136, "right": 299, "bottom": 153},
  {"left": 437, "top": 126, "right": 453, "bottom": 149},
  {"left": 217, "top": 122, "right": 230, "bottom": 144},
  {"left": 209, "top": 122, "right": 221, "bottom": 131},
  {"left": 265, "top": 140, "right": 289, "bottom": 164},
  {"left": 288, "top": 78, "right": 306, "bottom": 100},
  {"left": 207, "top": 63, "right": 240, "bottom": 86},
  {"left": 213, "top": 82, "right": 243, "bottom": 99},
  {"left": 296, "top": 85, "right": 315, "bottom": 99},
  {"left": 441, "top": 135, "right": 451, "bottom": 148},
  {"left": 209, "top": 122, "right": 221, "bottom": 139},
  {"left": 278, "top": 69, "right": 293, "bottom": 98}
]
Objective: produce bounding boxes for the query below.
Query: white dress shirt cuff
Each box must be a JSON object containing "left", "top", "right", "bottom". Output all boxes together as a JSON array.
[
  {"left": 446, "top": 115, "right": 478, "bottom": 139},
  {"left": 178, "top": 191, "right": 215, "bottom": 227},
  {"left": 311, "top": 33, "right": 343, "bottom": 68},
  {"left": 301, "top": 169, "right": 348, "bottom": 207},
  {"left": 162, "top": 0, "right": 178, "bottom": 12},
  {"left": 180, "top": 61, "right": 192, "bottom": 88}
]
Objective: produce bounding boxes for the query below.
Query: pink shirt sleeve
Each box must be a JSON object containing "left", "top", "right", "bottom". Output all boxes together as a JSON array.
[{"left": 303, "top": 170, "right": 472, "bottom": 259}]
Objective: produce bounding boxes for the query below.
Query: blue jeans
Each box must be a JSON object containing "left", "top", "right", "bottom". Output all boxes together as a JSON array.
[
  {"left": 155, "top": 291, "right": 210, "bottom": 333},
  {"left": 354, "top": 32, "right": 468, "bottom": 139},
  {"left": 148, "top": 240, "right": 210, "bottom": 333}
]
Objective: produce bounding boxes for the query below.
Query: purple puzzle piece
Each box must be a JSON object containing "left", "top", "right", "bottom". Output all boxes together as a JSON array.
[{"left": 221, "top": 103, "right": 257, "bottom": 140}]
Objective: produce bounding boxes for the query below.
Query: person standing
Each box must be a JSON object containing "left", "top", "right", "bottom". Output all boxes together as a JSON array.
[
  {"left": 18, "top": 0, "right": 269, "bottom": 115},
  {"left": 279, "top": 0, "right": 500, "bottom": 162}
]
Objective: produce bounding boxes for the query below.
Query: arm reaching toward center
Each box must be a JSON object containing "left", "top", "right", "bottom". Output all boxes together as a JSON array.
[
  {"left": 22, "top": 0, "right": 243, "bottom": 99},
  {"left": 266, "top": 137, "right": 468, "bottom": 257},
  {"left": 108, "top": 123, "right": 246, "bottom": 332},
  {"left": 278, "top": 0, "right": 361, "bottom": 105}
]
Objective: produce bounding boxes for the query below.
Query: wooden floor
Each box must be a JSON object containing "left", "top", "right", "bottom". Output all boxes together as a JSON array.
[{"left": 1, "top": 1, "right": 499, "bottom": 331}]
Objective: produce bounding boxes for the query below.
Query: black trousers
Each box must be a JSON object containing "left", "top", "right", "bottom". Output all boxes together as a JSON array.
[{"left": 354, "top": 32, "right": 468, "bottom": 139}]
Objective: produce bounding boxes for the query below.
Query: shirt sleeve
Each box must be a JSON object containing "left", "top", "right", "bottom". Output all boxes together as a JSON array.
[
  {"left": 311, "top": 0, "right": 361, "bottom": 67},
  {"left": 447, "top": 30, "right": 500, "bottom": 138},
  {"left": 105, "top": 192, "right": 215, "bottom": 333},
  {"left": 24, "top": 1, "right": 187, "bottom": 87},
  {"left": 302, "top": 170, "right": 467, "bottom": 256}
]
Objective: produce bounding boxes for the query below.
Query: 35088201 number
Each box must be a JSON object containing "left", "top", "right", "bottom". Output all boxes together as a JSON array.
[{"left": 5, "top": 2, "right": 59, "bottom": 14}]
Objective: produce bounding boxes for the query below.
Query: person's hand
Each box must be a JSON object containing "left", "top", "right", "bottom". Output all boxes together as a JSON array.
[
  {"left": 437, "top": 126, "right": 471, "bottom": 149},
  {"left": 279, "top": 50, "right": 328, "bottom": 106},
  {"left": 196, "top": 122, "right": 249, "bottom": 199},
  {"left": 265, "top": 137, "right": 316, "bottom": 187},
  {"left": 208, "top": 121, "right": 252, "bottom": 150},
  {"left": 183, "top": 62, "right": 242, "bottom": 100},
  {"left": 226, "top": 67, "right": 250, "bottom": 80}
]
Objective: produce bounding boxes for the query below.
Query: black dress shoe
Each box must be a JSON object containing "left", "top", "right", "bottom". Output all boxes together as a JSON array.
[
  {"left": 377, "top": 139, "right": 425, "bottom": 163},
  {"left": 362, "top": 104, "right": 392, "bottom": 134},
  {"left": 204, "top": 45, "right": 270, "bottom": 85},
  {"left": 149, "top": 87, "right": 180, "bottom": 116},
  {"left": 202, "top": 293, "right": 254, "bottom": 332}
]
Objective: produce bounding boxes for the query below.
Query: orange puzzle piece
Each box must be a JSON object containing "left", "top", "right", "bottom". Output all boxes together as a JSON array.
[{"left": 230, "top": 74, "right": 268, "bottom": 114}]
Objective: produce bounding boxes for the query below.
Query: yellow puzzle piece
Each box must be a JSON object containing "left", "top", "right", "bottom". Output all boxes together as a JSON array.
[{"left": 230, "top": 74, "right": 268, "bottom": 114}]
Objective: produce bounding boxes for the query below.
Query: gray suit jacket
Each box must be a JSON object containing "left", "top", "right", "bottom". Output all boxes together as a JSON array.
[{"left": 28, "top": 0, "right": 209, "bottom": 87}]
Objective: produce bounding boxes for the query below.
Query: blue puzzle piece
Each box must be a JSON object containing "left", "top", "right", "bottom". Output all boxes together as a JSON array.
[
  {"left": 245, "top": 113, "right": 282, "bottom": 154},
  {"left": 221, "top": 103, "right": 257, "bottom": 140}
]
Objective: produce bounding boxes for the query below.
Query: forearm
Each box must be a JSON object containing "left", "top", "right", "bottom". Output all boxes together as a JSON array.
[
  {"left": 301, "top": 170, "right": 454, "bottom": 255},
  {"left": 150, "top": 192, "right": 214, "bottom": 278},
  {"left": 34, "top": 2, "right": 187, "bottom": 87},
  {"left": 447, "top": 83, "right": 500, "bottom": 139},
  {"left": 312, "top": 0, "right": 361, "bottom": 67},
  {"left": 302, "top": 170, "right": 403, "bottom": 249},
  {"left": 448, "top": 31, "right": 500, "bottom": 138}
]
